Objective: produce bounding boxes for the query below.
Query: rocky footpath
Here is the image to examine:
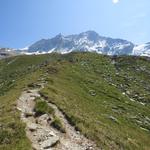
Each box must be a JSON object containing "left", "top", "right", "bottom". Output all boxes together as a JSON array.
[{"left": 17, "top": 83, "right": 97, "bottom": 150}]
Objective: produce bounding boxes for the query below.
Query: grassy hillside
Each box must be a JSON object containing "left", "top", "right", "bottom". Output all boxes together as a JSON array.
[
  {"left": 0, "top": 52, "right": 150, "bottom": 150},
  {"left": 0, "top": 54, "right": 53, "bottom": 150}
]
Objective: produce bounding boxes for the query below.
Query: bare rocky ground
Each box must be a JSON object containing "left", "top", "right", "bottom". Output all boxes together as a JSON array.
[{"left": 17, "top": 82, "right": 98, "bottom": 150}]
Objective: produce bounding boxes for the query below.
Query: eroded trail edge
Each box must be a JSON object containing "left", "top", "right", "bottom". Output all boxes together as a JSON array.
[{"left": 17, "top": 82, "right": 97, "bottom": 150}]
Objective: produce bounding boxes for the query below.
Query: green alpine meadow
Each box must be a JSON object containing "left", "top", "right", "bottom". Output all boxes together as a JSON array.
[{"left": 0, "top": 52, "right": 150, "bottom": 150}]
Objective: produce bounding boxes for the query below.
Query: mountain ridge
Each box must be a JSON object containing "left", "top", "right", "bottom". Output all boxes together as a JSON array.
[
  {"left": 28, "top": 31, "right": 135, "bottom": 55},
  {"left": 1, "top": 31, "right": 150, "bottom": 57}
]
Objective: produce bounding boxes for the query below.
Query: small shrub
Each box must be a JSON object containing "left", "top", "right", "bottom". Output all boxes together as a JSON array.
[{"left": 0, "top": 129, "right": 12, "bottom": 144}]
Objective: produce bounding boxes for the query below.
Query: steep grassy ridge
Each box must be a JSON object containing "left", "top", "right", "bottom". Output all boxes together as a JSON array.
[
  {"left": 41, "top": 53, "right": 150, "bottom": 150},
  {"left": 0, "top": 53, "right": 150, "bottom": 150}
]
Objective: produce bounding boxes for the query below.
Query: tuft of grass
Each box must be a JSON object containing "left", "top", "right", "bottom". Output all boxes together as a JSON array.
[
  {"left": 51, "top": 117, "right": 65, "bottom": 133},
  {"left": 34, "top": 98, "right": 54, "bottom": 116}
]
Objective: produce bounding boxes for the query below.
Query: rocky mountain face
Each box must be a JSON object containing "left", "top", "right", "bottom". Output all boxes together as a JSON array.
[{"left": 28, "top": 31, "right": 134, "bottom": 55}]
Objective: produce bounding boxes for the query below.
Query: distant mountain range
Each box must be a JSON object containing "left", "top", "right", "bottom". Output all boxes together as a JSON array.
[
  {"left": 0, "top": 48, "right": 20, "bottom": 59},
  {"left": 1, "top": 31, "right": 150, "bottom": 57}
]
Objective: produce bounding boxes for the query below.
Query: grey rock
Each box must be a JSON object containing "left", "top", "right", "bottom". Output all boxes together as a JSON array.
[
  {"left": 108, "top": 116, "right": 119, "bottom": 123},
  {"left": 28, "top": 123, "right": 38, "bottom": 132},
  {"left": 37, "top": 114, "right": 51, "bottom": 126},
  {"left": 40, "top": 137, "right": 59, "bottom": 149}
]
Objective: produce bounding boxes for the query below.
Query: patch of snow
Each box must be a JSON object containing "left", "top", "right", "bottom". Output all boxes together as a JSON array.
[
  {"left": 133, "top": 43, "right": 150, "bottom": 56},
  {"left": 114, "top": 43, "right": 131, "bottom": 50},
  {"left": 48, "top": 48, "right": 55, "bottom": 53},
  {"left": 20, "top": 47, "right": 29, "bottom": 51}
]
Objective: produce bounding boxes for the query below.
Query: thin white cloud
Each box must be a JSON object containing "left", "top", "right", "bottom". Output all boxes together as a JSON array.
[{"left": 112, "top": 0, "right": 119, "bottom": 4}]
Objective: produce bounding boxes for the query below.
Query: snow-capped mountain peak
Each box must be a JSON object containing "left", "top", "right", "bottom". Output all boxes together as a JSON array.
[
  {"left": 27, "top": 31, "right": 134, "bottom": 55},
  {"left": 1, "top": 31, "right": 150, "bottom": 57}
]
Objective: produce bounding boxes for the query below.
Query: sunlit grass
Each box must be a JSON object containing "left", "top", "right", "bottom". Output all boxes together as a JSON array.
[{"left": 0, "top": 52, "right": 150, "bottom": 150}]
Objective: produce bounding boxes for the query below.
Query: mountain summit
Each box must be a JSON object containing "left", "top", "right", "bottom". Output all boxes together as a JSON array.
[{"left": 28, "top": 31, "right": 135, "bottom": 55}]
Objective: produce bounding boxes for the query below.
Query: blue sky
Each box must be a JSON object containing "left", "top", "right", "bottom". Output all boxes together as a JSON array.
[{"left": 0, "top": 0, "right": 149, "bottom": 48}]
